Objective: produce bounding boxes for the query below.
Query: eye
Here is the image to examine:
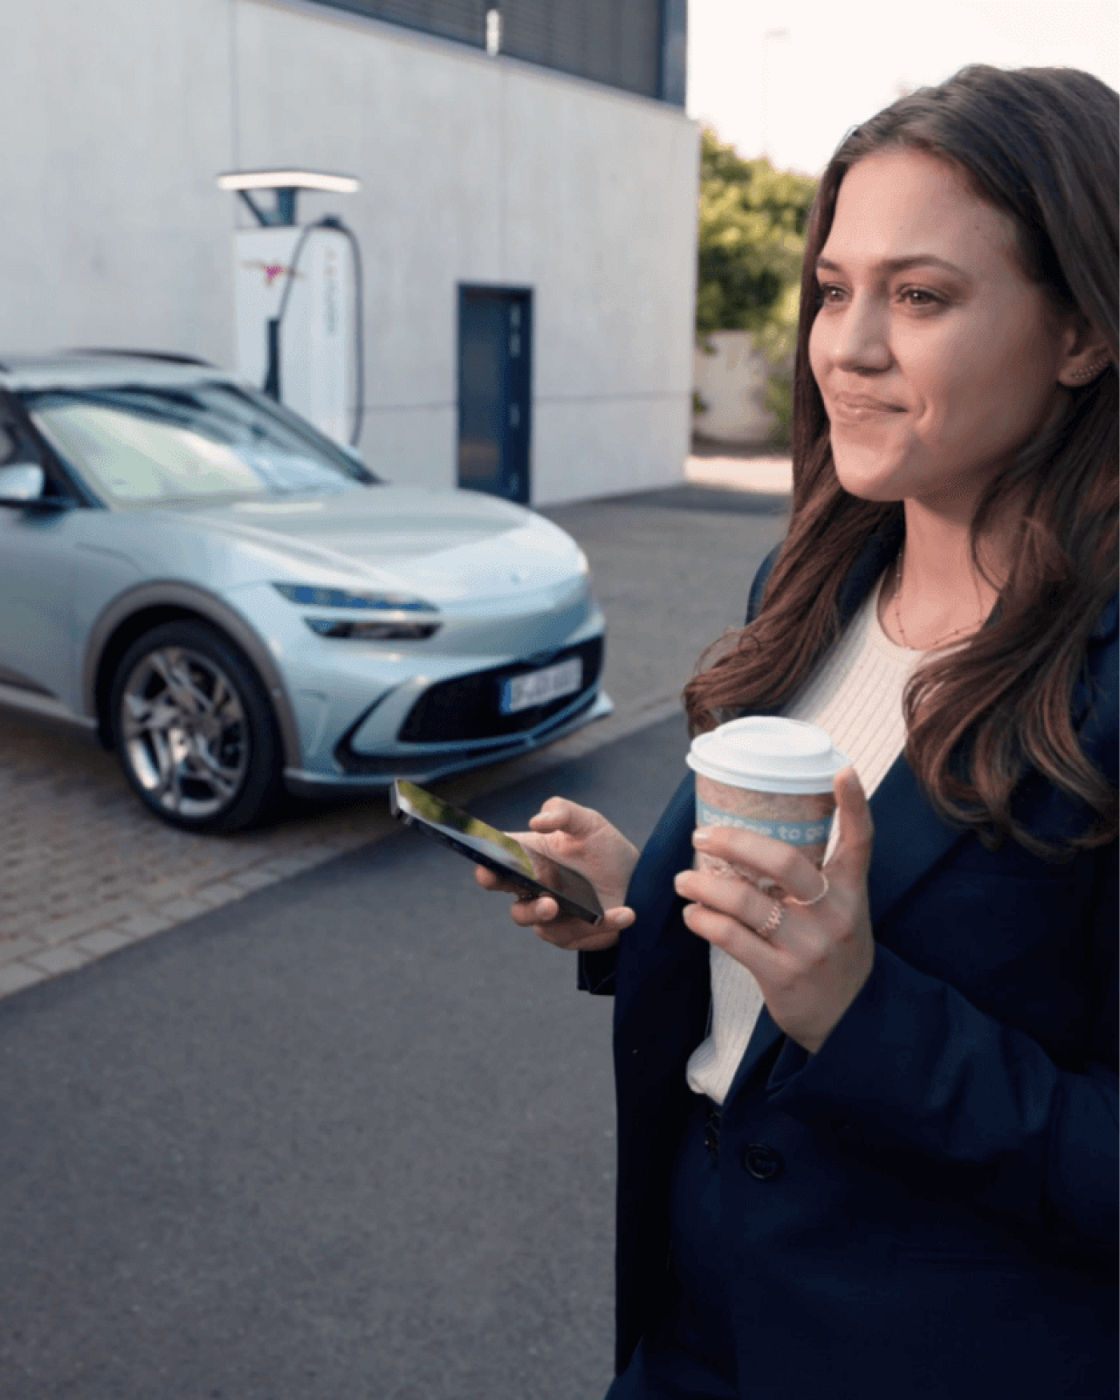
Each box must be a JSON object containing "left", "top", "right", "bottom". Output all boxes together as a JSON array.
[
  {"left": 897, "top": 285, "right": 944, "bottom": 309},
  {"left": 816, "top": 282, "right": 847, "bottom": 306}
]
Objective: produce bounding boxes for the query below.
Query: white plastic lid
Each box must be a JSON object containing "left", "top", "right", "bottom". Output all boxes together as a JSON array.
[{"left": 687, "top": 716, "right": 848, "bottom": 794}]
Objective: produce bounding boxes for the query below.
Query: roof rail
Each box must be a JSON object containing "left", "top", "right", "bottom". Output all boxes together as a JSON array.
[{"left": 61, "top": 348, "right": 216, "bottom": 367}]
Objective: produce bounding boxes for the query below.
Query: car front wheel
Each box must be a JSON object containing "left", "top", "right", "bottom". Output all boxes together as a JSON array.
[{"left": 109, "top": 620, "right": 283, "bottom": 833}]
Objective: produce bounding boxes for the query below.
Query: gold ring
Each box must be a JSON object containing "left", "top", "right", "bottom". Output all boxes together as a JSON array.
[
  {"left": 760, "top": 901, "right": 785, "bottom": 935},
  {"left": 786, "top": 871, "right": 829, "bottom": 908}
]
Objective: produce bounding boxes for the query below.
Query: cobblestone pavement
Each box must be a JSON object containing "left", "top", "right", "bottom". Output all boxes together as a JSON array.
[
  {"left": 0, "top": 452, "right": 790, "bottom": 997},
  {"left": 0, "top": 713, "right": 393, "bottom": 996}
]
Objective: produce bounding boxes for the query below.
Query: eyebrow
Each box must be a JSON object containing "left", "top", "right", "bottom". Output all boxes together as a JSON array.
[{"left": 816, "top": 254, "right": 971, "bottom": 279}]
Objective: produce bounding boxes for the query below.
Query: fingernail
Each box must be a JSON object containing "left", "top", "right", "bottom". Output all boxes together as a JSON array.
[
  {"left": 674, "top": 872, "right": 691, "bottom": 894},
  {"left": 693, "top": 827, "right": 712, "bottom": 845}
]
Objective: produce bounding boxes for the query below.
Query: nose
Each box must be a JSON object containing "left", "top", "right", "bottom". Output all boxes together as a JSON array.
[{"left": 822, "top": 294, "right": 893, "bottom": 375}]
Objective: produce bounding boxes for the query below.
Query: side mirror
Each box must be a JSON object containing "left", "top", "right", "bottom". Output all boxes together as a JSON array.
[
  {"left": 0, "top": 462, "right": 65, "bottom": 510},
  {"left": 338, "top": 440, "right": 379, "bottom": 483}
]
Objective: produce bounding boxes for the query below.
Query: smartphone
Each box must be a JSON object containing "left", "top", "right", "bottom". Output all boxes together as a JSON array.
[{"left": 389, "top": 779, "right": 605, "bottom": 925}]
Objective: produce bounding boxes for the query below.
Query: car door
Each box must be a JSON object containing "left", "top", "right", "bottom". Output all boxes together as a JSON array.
[{"left": 0, "top": 399, "right": 83, "bottom": 706}]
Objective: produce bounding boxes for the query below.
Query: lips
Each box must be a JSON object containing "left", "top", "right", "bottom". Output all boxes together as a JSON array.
[{"left": 828, "top": 392, "right": 906, "bottom": 425}]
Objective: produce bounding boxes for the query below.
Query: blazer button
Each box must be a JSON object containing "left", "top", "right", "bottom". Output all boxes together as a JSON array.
[{"left": 742, "top": 1143, "right": 784, "bottom": 1180}]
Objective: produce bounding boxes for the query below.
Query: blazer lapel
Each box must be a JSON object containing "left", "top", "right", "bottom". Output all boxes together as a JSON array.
[{"left": 866, "top": 751, "right": 967, "bottom": 927}]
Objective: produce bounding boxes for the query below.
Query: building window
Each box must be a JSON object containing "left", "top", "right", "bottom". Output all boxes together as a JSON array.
[
  {"left": 311, "top": 0, "right": 686, "bottom": 106},
  {"left": 499, "top": 0, "right": 662, "bottom": 101},
  {"left": 319, "top": 0, "right": 490, "bottom": 50}
]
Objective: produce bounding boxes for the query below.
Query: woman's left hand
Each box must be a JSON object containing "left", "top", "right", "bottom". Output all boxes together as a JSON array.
[{"left": 673, "top": 768, "right": 875, "bottom": 1055}]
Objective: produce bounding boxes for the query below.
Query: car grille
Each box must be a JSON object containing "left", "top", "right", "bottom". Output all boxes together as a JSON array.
[{"left": 398, "top": 637, "right": 604, "bottom": 744}]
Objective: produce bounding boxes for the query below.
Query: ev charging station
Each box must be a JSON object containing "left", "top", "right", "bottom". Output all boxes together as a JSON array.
[{"left": 216, "top": 169, "right": 363, "bottom": 448}]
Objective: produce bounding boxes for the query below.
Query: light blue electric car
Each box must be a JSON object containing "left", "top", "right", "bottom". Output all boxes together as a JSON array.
[{"left": 0, "top": 352, "right": 609, "bottom": 832}]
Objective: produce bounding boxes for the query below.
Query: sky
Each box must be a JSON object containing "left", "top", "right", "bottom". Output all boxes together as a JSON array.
[{"left": 686, "top": 0, "right": 1120, "bottom": 174}]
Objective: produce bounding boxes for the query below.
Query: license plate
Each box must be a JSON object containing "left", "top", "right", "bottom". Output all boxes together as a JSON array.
[{"left": 500, "top": 657, "right": 582, "bottom": 714}]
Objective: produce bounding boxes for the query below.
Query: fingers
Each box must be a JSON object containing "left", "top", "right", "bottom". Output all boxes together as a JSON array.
[
  {"left": 475, "top": 860, "right": 632, "bottom": 942},
  {"left": 690, "top": 771, "right": 875, "bottom": 901},
  {"left": 508, "top": 894, "right": 560, "bottom": 927},
  {"left": 529, "top": 798, "right": 596, "bottom": 836},
  {"left": 534, "top": 906, "right": 634, "bottom": 952},
  {"left": 827, "top": 766, "right": 874, "bottom": 879},
  {"left": 680, "top": 899, "right": 786, "bottom": 976},
  {"left": 474, "top": 864, "right": 524, "bottom": 895},
  {"left": 602, "top": 906, "right": 636, "bottom": 933},
  {"left": 473, "top": 830, "right": 542, "bottom": 894},
  {"left": 675, "top": 867, "right": 783, "bottom": 935},
  {"left": 473, "top": 872, "right": 565, "bottom": 923},
  {"left": 692, "top": 826, "right": 825, "bottom": 905},
  {"left": 524, "top": 899, "right": 635, "bottom": 935},
  {"left": 537, "top": 922, "right": 628, "bottom": 953}
]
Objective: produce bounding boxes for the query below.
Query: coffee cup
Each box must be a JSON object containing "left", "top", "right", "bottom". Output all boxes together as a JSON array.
[{"left": 686, "top": 716, "right": 849, "bottom": 887}]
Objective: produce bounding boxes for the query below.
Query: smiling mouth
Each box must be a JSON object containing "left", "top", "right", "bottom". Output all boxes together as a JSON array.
[{"left": 830, "top": 394, "right": 905, "bottom": 423}]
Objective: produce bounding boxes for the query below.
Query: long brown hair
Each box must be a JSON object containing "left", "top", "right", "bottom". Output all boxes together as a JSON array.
[{"left": 684, "top": 66, "right": 1118, "bottom": 855}]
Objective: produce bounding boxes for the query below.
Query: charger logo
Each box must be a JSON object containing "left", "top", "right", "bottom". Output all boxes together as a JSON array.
[{"left": 243, "top": 260, "right": 305, "bottom": 287}]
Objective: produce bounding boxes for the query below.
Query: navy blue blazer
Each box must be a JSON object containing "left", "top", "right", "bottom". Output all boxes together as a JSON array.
[{"left": 582, "top": 529, "right": 1118, "bottom": 1399}]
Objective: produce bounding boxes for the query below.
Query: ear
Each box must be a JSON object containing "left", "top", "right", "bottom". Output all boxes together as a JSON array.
[{"left": 1056, "top": 318, "right": 1113, "bottom": 388}]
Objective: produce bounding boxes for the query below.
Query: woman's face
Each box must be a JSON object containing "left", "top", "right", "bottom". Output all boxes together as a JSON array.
[{"left": 808, "top": 148, "right": 1074, "bottom": 518}]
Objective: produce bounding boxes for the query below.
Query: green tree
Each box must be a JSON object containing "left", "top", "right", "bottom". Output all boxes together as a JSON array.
[{"left": 696, "top": 127, "right": 817, "bottom": 443}]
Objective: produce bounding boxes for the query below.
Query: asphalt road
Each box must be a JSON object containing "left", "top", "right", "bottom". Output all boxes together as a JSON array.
[
  {"left": 0, "top": 481, "right": 789, "bottom": 1399},
  {"left": 0, "top": 713, "right": 689, "bottom": 1400}
]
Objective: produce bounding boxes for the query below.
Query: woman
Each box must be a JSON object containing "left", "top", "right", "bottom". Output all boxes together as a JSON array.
[{"left": 479, "top": 65, "right": 1117, "bottom": 1398}]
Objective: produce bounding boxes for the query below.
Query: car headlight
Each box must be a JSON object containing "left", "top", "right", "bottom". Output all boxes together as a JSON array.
[
  {"left": 273, "top": 583, "right": 437, "bottom": 612},
  {"left": 272, "top": 582, "right": 441, "bottom": 640}
]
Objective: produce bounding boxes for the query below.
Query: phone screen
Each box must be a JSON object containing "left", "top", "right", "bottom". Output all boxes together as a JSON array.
[{"left": 389, "top": 779, "right": 604, "bottom": 924}]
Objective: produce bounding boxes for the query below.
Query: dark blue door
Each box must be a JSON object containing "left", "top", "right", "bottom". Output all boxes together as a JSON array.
[{"left": 457, "top": 287, "right": 531, "bottom": 503}]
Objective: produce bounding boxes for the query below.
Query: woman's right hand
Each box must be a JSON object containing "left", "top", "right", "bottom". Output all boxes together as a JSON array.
[{"left": 474, "top": 798, "right": 639, "bottom": 952}]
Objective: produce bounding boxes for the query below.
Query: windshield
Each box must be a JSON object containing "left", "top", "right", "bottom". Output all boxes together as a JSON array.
[{"left": 23, "top": 381, "right": 378, "bottom": 506}]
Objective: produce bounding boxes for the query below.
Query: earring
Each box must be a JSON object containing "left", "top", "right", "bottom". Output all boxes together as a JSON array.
[{"left": 1069, "top": 357, "right": 1110, "bottom": 385}]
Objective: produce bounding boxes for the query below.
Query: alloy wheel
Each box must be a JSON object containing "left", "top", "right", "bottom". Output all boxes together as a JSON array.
[{"left": 118, "top": 644, "right": 250, "bottom": 822}]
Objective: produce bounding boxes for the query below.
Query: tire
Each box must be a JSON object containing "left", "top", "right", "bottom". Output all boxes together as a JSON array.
[{"left": 109, "top": 619, "right": 284, "bottom": 833}]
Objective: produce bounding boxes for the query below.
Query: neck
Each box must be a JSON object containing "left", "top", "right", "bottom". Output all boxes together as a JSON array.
[{"left": 880, "top": 501, "right": 1007, "bottom": 650}]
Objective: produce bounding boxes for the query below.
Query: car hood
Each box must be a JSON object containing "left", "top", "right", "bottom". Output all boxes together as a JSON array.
[{"left": 162, "top": 484, "right": 588, "bottom": 603}]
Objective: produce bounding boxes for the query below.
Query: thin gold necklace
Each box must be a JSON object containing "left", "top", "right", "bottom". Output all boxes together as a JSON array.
[{"left": 891, "top": 548, "right": 984, "bottom": 651}]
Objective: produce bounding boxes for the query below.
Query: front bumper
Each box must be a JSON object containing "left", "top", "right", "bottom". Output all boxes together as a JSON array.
[
  {"left": 222, "top": 577, "right": 611, "bottom": 795},
  {"left": 282, "top": 686, "right": 613, "bottom": 794}
]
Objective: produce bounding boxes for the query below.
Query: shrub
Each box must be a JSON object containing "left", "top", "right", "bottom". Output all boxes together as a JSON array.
[{"left": 696, "top": 129, "right": 817, "bottom": 445}]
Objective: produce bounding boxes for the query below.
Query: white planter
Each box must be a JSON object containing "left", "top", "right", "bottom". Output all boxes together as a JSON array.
[{"left": 692, "top": 330, "right": 776, "bottom": 446}]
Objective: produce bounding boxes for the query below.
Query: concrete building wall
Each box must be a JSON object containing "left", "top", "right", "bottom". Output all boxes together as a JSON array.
[
  {"left": 0, "top": 0, "right": 698, "bottom": 505},
  {"left": 0, "top": 0, "right": 234, "bottom": 359}
]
